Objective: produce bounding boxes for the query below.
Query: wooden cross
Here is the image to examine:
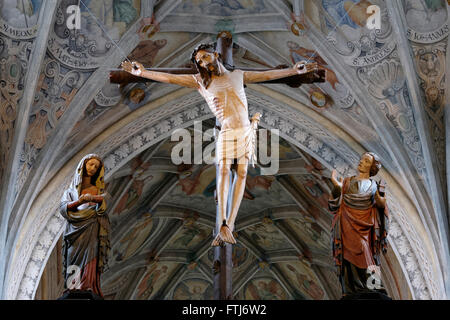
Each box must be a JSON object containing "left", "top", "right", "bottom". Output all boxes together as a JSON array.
[
  {"left": 109, "top": 33, "right": 325, "bottom": 88},
  {"left": 110, "top": 31, "right": 325, "bottom": 300}
]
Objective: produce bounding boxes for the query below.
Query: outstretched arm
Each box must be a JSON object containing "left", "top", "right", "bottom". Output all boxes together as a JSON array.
[
  {"left": 243, "top": 61, "right": 319, "bottom": 84},
  {"left": 121, "top": 61, "right": 199, "bottom": 89}
]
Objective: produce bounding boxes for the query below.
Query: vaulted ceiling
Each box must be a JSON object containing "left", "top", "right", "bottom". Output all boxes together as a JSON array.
[
  {"left": 99, "top": 128, "right": 339, "bottom": 300},
  {"left": 1, "top": 0, "right": 449, "bottom": 300}
]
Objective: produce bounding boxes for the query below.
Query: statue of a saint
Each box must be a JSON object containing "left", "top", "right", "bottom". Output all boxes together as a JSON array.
[
  {"left": 329, "top": 152, "right": 389, "bottom": 297},
  {"left": 121, "top": 44, "right": 318, "bottom": 246},
  {"left": 59, "top": 154, "right": 110, "bottom": 298}
]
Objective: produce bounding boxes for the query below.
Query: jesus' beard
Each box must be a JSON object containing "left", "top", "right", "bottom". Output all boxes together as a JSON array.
[{"left": 206, "top": 60, "right": 221, "bottom": 76}]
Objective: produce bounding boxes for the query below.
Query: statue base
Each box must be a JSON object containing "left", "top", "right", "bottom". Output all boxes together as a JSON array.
[
  {"left": 340, "top": 291, "right": 392, "bottom": 300},
  {"left": 58, "top": 290, "right": 104, "bottom": 300}
]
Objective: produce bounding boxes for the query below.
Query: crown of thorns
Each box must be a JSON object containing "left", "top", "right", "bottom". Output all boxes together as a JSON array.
[{"left": 191, "top": 43, "right": 217, "bottom": 64}]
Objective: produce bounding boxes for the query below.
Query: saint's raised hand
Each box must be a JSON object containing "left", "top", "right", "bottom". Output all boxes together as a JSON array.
[{"left": 331, "top": 169, "right": 343, "bottom": 189}]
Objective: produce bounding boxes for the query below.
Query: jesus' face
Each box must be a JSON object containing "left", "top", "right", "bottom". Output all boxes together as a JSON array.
[{"left": 195, "top": 49, "right": 220, "bottom": 74}]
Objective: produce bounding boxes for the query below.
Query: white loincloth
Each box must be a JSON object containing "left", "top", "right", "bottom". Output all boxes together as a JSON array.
[{"left": 216, "top": 119, "right": 258, "bottom": 166}]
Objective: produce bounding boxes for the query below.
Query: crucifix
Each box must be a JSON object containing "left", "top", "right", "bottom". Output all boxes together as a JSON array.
[{"left": 112, "top": 31, "right": 325, "bottom": 299}]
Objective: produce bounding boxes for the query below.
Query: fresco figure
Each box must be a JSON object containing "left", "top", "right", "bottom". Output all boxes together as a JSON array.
[
  {"left": 329, "top": 152, "right": 388, "bottom": 297},
  {"left": 59, "top": 154, "right": 110, "bottom": 298},
  {"left": 136, "top": 264, "right": 169, "bottom": 299},
  {"left": 249, "top": 223, "right": 286, "bottom": 250},
  {"left": 405, "top": 0, "right": 447, "bottom": 32},
  {"left": 246, "top": 279, "right": 285, "bottom": 300},
  {"left": 116, "top": 213, "right": 153, "bottom": 261},
  {"left": 0, "top": 0, "right": 41, "bottom": 27},
  {"left": 322, "top": 0, "right": 374, "bottom": 29},
  {"left": 114, "top": 179, "right": 144, "bottom": 215},
  {"left": 173, "top": 280, "right": 213, "bottom": 300},
  {"left": 286, "top": 264, "right": 324, "bottom": 300},
  {"left": 172, "top": 222, "right": 210, "bottom": 248},
  {"left": 121, "top": 39, "right": 319, "bottom": 246},
  {"left": 128, "top": 39, "right": 168, "bottom": 66},
  {"left": 113, "top": 0, "right": 138, "bottom": 24}
]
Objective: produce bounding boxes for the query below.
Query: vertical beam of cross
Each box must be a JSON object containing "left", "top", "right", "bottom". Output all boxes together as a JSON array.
[{"left": 212, "top": 31, "right": 234, "bottom": 300}]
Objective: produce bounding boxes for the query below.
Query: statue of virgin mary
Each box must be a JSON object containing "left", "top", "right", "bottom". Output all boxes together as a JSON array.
[{"left": 59, "top": 154, "right": 110, "bottom": 298}]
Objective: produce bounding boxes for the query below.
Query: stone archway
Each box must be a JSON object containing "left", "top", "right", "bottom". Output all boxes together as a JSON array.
[{"left": 5, "top": 88, "right": 446, "bottom": 300}]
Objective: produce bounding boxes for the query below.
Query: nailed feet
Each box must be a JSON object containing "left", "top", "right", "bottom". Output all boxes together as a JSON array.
[{"left": 211, "top": 223, "right": 236, "bottom": 246}]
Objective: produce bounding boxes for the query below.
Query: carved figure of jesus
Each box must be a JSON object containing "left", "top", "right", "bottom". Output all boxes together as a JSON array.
[{"left": 121, "top": 44, "right": 318, "bottom": 246}]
